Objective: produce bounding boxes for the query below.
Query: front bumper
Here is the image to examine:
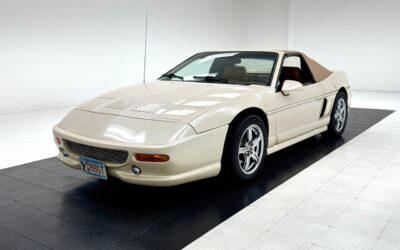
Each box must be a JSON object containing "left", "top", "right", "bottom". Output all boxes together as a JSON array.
[{"left": 53, "top": 125, "right": 228, "bottom": 186}]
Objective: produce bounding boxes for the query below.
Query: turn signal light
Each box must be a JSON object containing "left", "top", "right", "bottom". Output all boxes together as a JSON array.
[{"left": 135, "top": 154, "right": 169, "bottom": 162}]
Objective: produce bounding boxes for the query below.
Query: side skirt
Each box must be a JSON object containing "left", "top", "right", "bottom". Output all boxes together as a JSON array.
[{"left": 266, "top": 126, "right": 327, "bottom": 155}]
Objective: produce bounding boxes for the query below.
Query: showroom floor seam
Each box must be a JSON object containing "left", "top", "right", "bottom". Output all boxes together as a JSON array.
[{"left": 184, "top": 111, "right": 400, "bottom": 250}]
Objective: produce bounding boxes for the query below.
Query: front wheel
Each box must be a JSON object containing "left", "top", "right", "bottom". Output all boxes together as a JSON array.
[
  {"left": 327, "top": 91, "right": 348, "bottom": 136},
  {"left": 222, "top": 115, "right": 267, "bottom": 181}
]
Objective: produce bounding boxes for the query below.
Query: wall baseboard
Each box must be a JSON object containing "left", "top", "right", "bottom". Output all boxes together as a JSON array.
[{"left": 351, "top": 88, "right": 400, "bottom": 94}]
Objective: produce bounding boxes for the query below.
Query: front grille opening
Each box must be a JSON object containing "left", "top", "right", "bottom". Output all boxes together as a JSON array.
[{"left": 65, "top": 140, "right": 129, "bottom": 164}]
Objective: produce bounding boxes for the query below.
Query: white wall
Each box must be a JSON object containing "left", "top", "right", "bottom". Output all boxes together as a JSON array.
[
  {"left": 0, "top": 0, "right": 146, "bottom": 113},
  {"left": 241, "top": 0, "right": 289, "bottom": 50},
  {"left": 144, "top": 0, "right": 244, "bottom": 81},
  {"left": 1, "top": 0, "right": 399, "bottom": 113},
  {"left": 0, "top": 0, "right": 242, "bottom": 113},
  {"left": 0, "top": 0, "right": 290, "bottom": 113},
  {"left": 288, "top": 0, "right": 400, "bottom": 92},
  {"left": 144, "top": 0, "right": 290, "bottom": 80}
]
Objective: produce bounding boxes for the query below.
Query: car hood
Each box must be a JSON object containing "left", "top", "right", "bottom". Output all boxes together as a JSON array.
[{"left": 77, "top": 81, "right": 262, "bottom": 124}]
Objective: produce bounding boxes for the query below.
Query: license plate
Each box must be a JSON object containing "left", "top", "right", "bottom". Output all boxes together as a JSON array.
[{"left": 79, "top": 156, "right": 108, "bottom": 180}]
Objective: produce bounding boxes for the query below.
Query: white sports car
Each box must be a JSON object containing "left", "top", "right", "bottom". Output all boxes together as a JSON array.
[{"left": 53, "top": 50, "right": 351, "bottom": 186}]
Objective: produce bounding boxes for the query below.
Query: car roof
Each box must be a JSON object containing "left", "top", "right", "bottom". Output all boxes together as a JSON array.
[{"left": 198, "top": 50, "right": 300, "bottom": 54}]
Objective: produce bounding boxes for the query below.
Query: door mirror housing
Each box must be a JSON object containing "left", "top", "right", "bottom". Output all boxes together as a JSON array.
[{"left": 281, "top": 80, "right": 303, "bottom": 96}]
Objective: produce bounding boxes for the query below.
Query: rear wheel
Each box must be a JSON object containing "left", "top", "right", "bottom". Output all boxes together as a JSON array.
[
  {"left": 222, "top": 115, "right": 267, "bottom": 181},
  {"left": 327, "top": 91, "right": 348, "bottom": 136}
]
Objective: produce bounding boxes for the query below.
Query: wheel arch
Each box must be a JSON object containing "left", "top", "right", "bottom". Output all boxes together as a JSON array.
[
  {"left": 338, "top": 87, "right": 348, "bottom": 97},
  {"left": 220, "top": 107, "right": 269, "bottom": 177},
  {"left": 222, "top": 107, "right": 270, "bottom": 158},
  {"left": 229, "top": 107, "right": 269, "bottom": 136}
]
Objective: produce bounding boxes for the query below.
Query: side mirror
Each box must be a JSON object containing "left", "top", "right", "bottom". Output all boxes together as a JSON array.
[{"left": 281, "top": 80, "right": 303, "bottom": 96}]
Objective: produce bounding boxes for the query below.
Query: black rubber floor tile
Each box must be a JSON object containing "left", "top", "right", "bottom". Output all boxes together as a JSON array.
[
  {"left": 0, "top": 194, "right": 17, "bottom": 208},
  {"left": 25, "top": 158, "right": 60, "bottom": 170},
  {"left": 0, "top": 182, "right": 50, "bottom": 201},
  {"left": 0, "top": 240, "right": 50, "bottom": 250},
  {"left": 19, "top": 190, "right": 67, "bottom": 211},
  {"left": 53, "top": 181, "right": 99, "bottom": 196},
  {"left": 27, "top": 220, "right": 98, "bottom": 239},
  {"left": 0, "top": 225, "right": 22, "bottom": 245},
  {"left": 0, "top": 202, "right": 39, "bottom": 224},
  {"left": 126, "top": 230, "right": 198, "bottom": 250},
  {"left": 43, "top": 198, "right": 126, "bottom": 230},
  {"left": 4, "top": 167, "right": 64, "bottom": 183},
  {"left": 43, "top": 164, "right": 83, "bottom": 177},
  {"left": 1, "top": 165, "right": 34, "bottom": 176},
  {"left": 30, "top": 230, "right": 143, "bottom": 250},
  {"left": 0, "top": 226, "right": 50, "bottom": 250},
  {"left": 172, "top": 212, "right": 225, "bottom": 237},
  {"left": 58, "top": 180, "right": 105, "bottom": 197},
  {"left": 0, "top": 175, "right": 28, "bottom": 191},
  {"left": 36, "top": 175, "right": 86, "bottom": 192},
  {"left": 1, "top": 210, "right": 64, "bottom": 236}
]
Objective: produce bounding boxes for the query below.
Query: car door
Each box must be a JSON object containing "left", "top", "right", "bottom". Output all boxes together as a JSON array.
[{"left": 274, "top": 55, "right": 325, "bottom": 144}]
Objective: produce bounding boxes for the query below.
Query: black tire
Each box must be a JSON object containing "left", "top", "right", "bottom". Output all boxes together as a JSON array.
[
  {"left": 222, "top": 114, "right": 267, "bottom": 181},
  {"left": 327, "top": 91, "right": 348, "bottom": 136}
]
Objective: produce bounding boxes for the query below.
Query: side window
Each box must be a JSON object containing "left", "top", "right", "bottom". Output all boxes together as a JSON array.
[
  {"left": 236, "top": 58, "right": 275, "bottom": 84},
  {"left": 236, "top": 58, "right": 274, "bottom": 74},
  {"left": 279, "top": 55, "right": 315, "bottom": 86}
]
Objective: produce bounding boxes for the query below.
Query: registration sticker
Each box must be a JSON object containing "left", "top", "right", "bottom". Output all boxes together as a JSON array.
[{"left": 79, "top": 156, "right": 108, "bottom": 180}]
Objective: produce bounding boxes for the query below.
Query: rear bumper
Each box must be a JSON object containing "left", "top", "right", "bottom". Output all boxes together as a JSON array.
[{"left": 53, "top": 125, "right": 228, "bottom": 186}]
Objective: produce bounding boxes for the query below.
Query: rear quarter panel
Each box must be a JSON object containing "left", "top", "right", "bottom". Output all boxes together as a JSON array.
[{"left": 320, "top": 71, "right": 352, "bottom": 112}]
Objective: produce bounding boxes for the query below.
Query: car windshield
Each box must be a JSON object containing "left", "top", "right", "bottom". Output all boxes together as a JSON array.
[{"left": 159, "top": 52, "right": 278, "bottom": 86}]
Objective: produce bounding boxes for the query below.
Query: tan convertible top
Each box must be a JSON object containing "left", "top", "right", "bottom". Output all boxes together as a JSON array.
[
  {"left": 281, "top": 50, "right": 332, "bottom": 82},
  {"left": 302, "top": 54, "right": 332, "bottom": 82}
]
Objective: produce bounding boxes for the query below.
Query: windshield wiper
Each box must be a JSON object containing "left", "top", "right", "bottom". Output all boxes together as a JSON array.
[
  {"left": 160, "top": 73, "right": 184, "bottom": 81},
  {"left": 193, "top": 75, "right": 228, "bottom": 83}
]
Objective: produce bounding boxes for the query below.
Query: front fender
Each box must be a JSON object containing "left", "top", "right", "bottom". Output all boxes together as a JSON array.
[{"left": 189, "top": 86, "right": 271, "bottom": 133}]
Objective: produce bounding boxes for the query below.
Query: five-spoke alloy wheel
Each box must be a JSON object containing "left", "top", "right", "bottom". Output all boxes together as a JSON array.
[
  {"left": 334, "top": 98, "right": 346, "bottom": 131},
  {"left": 327, "top": 91, "right": 348, "bottom": 136},
  {"left": 238, "top": 124, "right": 264, "bottom": 175},
  {"left": 222, "top": 114, "right": 267, "bottom": 181}
]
